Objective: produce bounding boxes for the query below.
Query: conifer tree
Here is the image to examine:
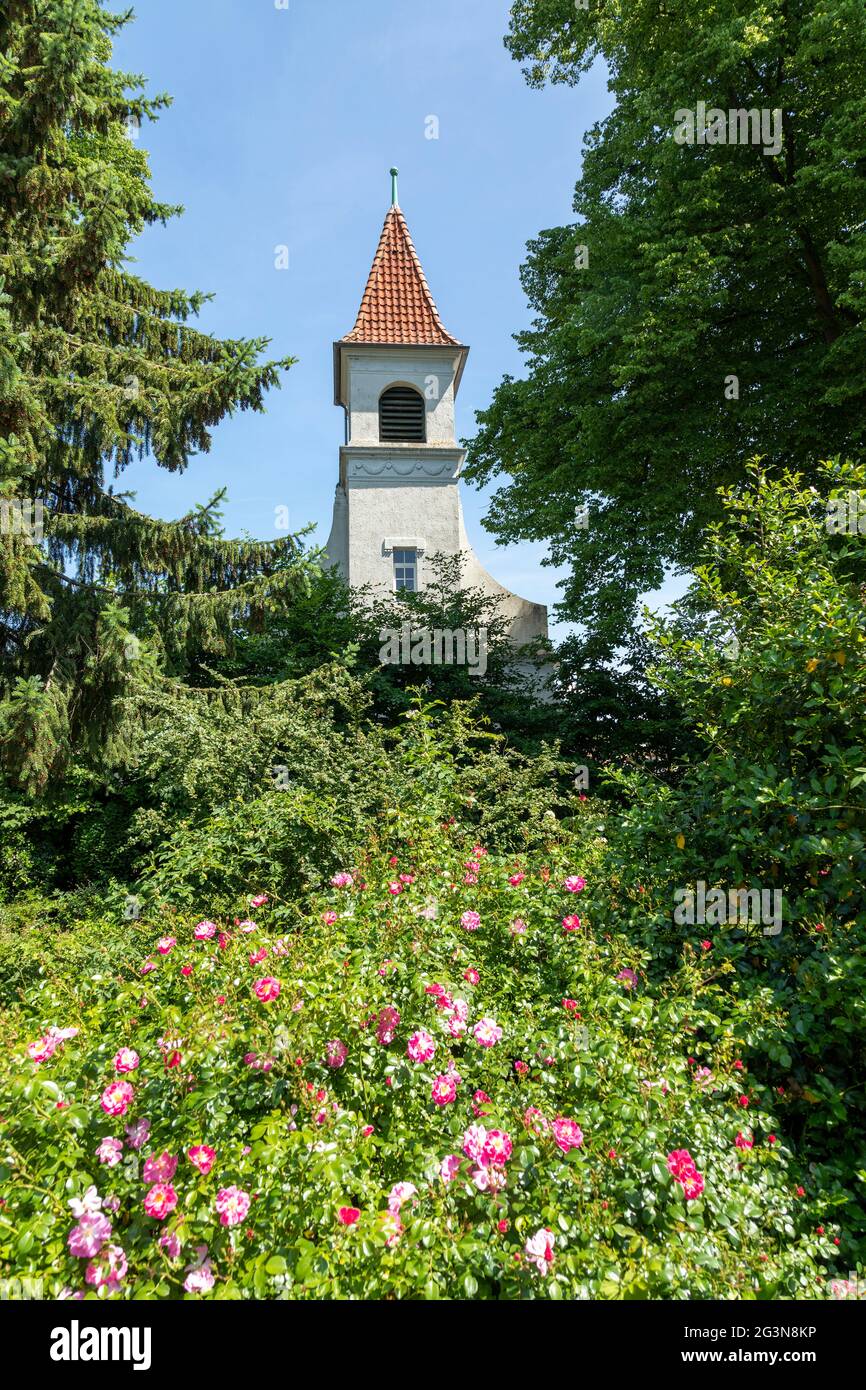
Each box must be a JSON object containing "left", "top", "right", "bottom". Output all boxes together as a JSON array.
[{"left": 0, "top": 0, "right": 312, "bottom": 790}]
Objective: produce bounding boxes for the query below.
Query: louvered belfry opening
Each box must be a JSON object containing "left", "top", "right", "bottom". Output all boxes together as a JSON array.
[{"left": 379, "top": 385, "right": 426, "bottom": 443}]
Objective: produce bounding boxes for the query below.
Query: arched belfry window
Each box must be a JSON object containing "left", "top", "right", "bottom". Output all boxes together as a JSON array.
[{"left": 379, "top": 385, "right": 426, "bottom": 443}]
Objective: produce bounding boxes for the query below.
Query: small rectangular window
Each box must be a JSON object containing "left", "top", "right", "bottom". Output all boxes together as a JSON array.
[{"left": 393, "top": 548, "right": 417, "bottom": 592}]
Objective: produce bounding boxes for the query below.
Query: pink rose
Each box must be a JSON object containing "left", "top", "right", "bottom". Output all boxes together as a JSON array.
[
  {"left": 525, "top": 1228, "right": 555, "bottom": 1276},
  {"left": 48, "top": 1024, "right": 78, "bottom": 1042},
  {"left": 96, "top": 1137, "right": 124, "bottom": 1167},
  {"left": 471, "top": 1163, "right": 505, "bottom": 1192},
  {"left": 101, "top": 1081, "right": 134, "bottom": 1117},
  {"left": 159, "top": 1230, "right": 182, "bottom": 1260},
  {"left": 85, "top": 1243, "right": 127, "bottom": 1292},
  {"left": 681, "top": 1170, "right": 705, "bottom": 1200},
  {"left": 666, "top": 1148, "right": 696, "bottom": 1180},
  {"left": 473, "top": 1017, "right": 502, "bottom": 1048},
  {"left": 253, "top": 976, "right": 280, "bottom": 1002},
  {"left": 143, "top": 1152, "right": 177, "bottom": 1185},
  {"left": 27, "top": 1035, "right": 58, "bottom": 1064},
  {"left": 68, "top": 1188, "right": 103, "bottom": 1222},
  {"left": 376, "top": 1006, "right": 401, "bottom": 1045},
  {"left": 143, "top": 1183, "right": 177, "bottom": 1220},
  {"left": 552, "top": 1116, "right": 584, "bottom": 1154},
  {"left": 68, "top": 1212, "right": 112, "bottom": 1259},
  {"left": 482, "top": 1129, "right": 512, "bottom": 1167},
  {"left": 471, "top": 1089, "right": 491, "bottom": 1118},
  {"left": 439, "top": 1154, "right": 462, "bottom": 1184},
  {"left": 387, "top": 1182, "right": 417, "bottom": 1216},
  {"left": 462, "top": 1125, "right": 487, "bottom": 1162},
  {"left": 184, "top": 1245, "right": 215, "bottom": 1294},
  {"left": 124, "top": 1117, "right": 150, "bottom": 1150},
  {"left": 86, "top": 1243, "right": 126, "bottom": 1289},
  {"left": 215, "top": 1185, "right": 251, "bottom": 1228},
  {"left": 188, "top": 1144, "right": 217, "bottom": 1175},
  {"left": 431, "top": 1075, "right": 457, "bottom": 1105},
  {"left": 524, "top": 1106, "right": 549, "bottom": 1136},
  {"left": 407, "top": 1030, "right": 436, "bottom": 1063}
]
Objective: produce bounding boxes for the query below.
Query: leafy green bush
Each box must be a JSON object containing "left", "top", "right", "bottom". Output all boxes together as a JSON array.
[
  {"left": 112, "top": 678, "right": 573, "bottom": 911},
  {"left": 601, "top": 461, "right": 866, "bottom": 1241},
  {"left": 0, "top": 777, "right": 102, "bottom": 900},
  {"left": 215, "top": 555, "right": 560, "bottom": 756},
  {"left": 0, "top": 890, "right": 145, "bottom": 1000}
]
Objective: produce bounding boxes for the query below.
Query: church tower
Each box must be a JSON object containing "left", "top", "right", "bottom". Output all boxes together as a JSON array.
[{"left": 324, "top": 171, "right": 548, "bottom": 650}]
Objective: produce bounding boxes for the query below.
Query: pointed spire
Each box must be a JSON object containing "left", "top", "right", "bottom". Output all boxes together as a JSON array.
[{"left": 342, "top": 179, "right": 462, "bottom": 347}]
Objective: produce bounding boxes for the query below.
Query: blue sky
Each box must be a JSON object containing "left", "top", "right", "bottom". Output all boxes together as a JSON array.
[{"left": 112, "top": 1, "right": 666, "bottom": 635}]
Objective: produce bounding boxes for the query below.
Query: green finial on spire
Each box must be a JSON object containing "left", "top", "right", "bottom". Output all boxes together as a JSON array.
[{"left": 390, "top": 167, "right": 399, "bottom": 206}]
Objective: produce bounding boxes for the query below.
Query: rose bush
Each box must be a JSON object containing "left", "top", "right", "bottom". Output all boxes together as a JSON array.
[{"left": 0, "top": 800, "right": 858, "bottom": 1299}]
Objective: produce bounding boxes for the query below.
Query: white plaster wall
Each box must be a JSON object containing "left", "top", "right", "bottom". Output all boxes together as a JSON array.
[
  {"left": 325, "top": 467, "right": 549, "bottom": 647},
  {"left": 345, "top": 348, "right": 459, "bottom": 445},
  {"left": 456, "top": 508, "right": 549, "bottom": 645},
  {"left": 345, "top": 480, "right": 458, "bottom": 591},
  {"left": 323, "top": 485, "right": 348, "bottom": 575}
]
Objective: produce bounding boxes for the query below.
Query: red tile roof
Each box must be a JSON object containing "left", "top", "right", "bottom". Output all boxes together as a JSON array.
[{"left": 343, "top": 205, "right": 462, "bottom": 347}]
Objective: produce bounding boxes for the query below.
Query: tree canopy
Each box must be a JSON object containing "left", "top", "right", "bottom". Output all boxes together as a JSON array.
[{"left": 466, "top": 0, "right": 866, "bottom": 651}]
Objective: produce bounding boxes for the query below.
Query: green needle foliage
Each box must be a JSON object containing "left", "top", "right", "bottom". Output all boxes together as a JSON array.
[
  {"left": 0, "top": 0, "right": 311, "bottom": 791},
  {"left": 467, "top": 0, "right": 866, "bottom": 652}
]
